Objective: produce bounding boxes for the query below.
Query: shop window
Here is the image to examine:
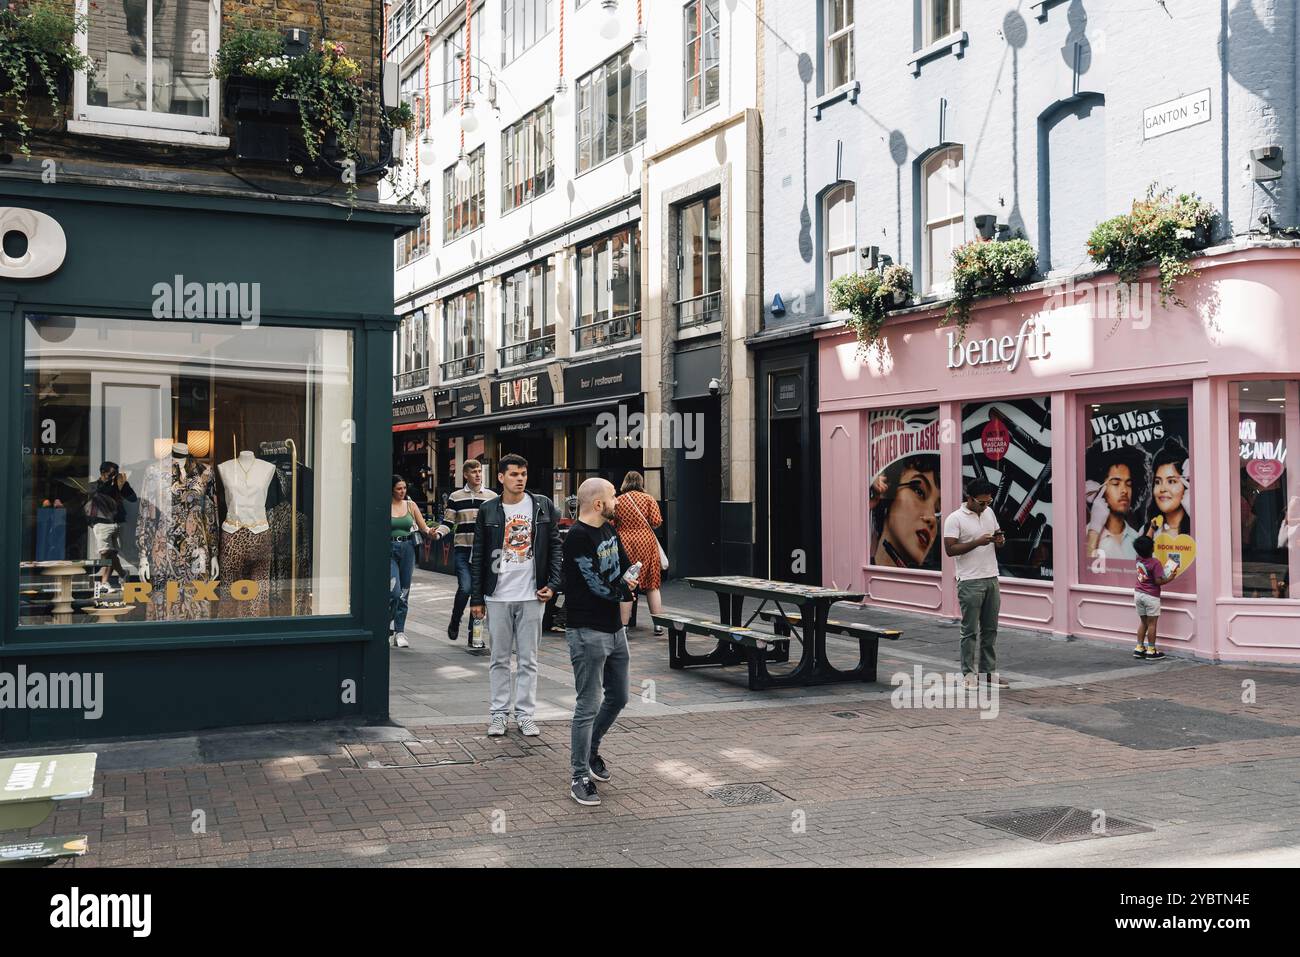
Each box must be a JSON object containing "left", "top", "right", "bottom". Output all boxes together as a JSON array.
[
  {"left": 962, "top": 398, "right": 1053, "bottom": 580},
  {"left": 1080, "top": 394, "right": 1195, "bottom": 591},
  {"left": 1233, "top": 381, "right": 1297, "bottom": 599},
  {"left": 78, "top": 0, "right": 221, "bottom": 135},
  {"left": 925, "top": 0, "right": 960, "bottom": 44},
  {"left": 576, "top": 46, "right": 647, "bottom": 174},
  {"left": 442, "top": 288, "right": 484, "bottom": 380},
  {"left": 823, "top": 182, "right": 857, "bottom": 290},
  {"left": 443, "top": 146, "right": 486, "bottom": 242},
  {"left": 22, "top": 315, "right": 353, "bottom": 626},
  {"left": 396, "top": 310, "right": 430, "bottom": 391},
  {"left": 501, "top": 100, "right": 555, "bottom": 212},
  {"left": 868, "top": 407, "right": 942, "bottom": 570},
  {"left": 684, "top": 0, "right": 721, "bottom": 117},
  {"left": 921, "top": 146, "right": 964, "bottom": 293},
  {"left": 502, "top": 0, "right": 555, "bottom": 65},
  {"left": 675, "top": 194, "right": 722, "bottom": 330},
  {"left": 500, "top": 261, "right": 557, "bottom": 366},
  {"left": 575, "top": 225, "right": 640, "bottom": 351},
  {"left": 823, "top": 0, "right": 855, "bottom": 92}
]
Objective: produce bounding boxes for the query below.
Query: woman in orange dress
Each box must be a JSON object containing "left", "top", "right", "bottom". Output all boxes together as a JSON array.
[{"left": 614, "top": 471, "right": 665, "bottom": 635}]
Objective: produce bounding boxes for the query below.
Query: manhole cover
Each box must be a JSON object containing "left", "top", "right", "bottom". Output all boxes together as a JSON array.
[
  {"left": 830, "top": 711, "right": 861, "bottom": 719},
  {"left": 967, "top": 806, "right": 1152, "bottom": 844},
  {"left": 704, "top": 783, "right": 786, "bottom": 807}
]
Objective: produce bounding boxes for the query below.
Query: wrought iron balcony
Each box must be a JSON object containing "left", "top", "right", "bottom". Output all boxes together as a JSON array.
[
  {"left": 675, "top": 291, "right": 722, "bottom": 330},
  {"left": 440, "top": 353, "right": 484, "bottom": 381},
  {"left": 498, "top": 335, "right": 556, "bottom": 368},
  {"left": 394, "top": 366, "right": 429, "bottom": 392},
  {"left": 574, "top": 312, "right": 641, "bottom": 352}
]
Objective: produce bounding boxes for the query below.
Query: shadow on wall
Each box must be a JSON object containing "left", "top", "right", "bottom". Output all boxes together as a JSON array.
[{"left": 797, "top": 51, "right": 814, "bottom": 265}]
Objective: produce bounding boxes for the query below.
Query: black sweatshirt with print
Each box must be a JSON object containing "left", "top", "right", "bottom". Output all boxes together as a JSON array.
[{"left": 562, "top": 520, "right": 632, "bottom": 633}]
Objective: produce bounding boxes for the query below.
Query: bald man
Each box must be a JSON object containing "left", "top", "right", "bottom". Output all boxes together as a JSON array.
[{"left": 562, "top": 478, "right": 638, "bottom": 806}]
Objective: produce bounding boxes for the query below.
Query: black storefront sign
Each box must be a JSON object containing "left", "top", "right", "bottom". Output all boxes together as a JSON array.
[
  {"left": 492, "top": 371, "right": 555, "bottom": 413},
  {"left": 772, "top": 372, "right": 803, "bottom": 415},
  {"left": 456, "top": 385, "right": 485, "bottom": 418},
  {"left": 393, "top": 391, "right": 432, "bottom": 424},
  {"left": 563, "top": 354, "right": 642, "bottom": 403},
  {"left": 433, "top": 389, "right": 455, "bottom": 419}
]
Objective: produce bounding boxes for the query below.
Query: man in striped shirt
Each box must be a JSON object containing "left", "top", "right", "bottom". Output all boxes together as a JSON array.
[{"left": 434, "top": 459, "right": 498, "bottom": 645}]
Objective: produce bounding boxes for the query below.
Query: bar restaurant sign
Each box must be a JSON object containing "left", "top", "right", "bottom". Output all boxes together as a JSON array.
[
  {"left": 492, "top": 371, "right": 554, "bottom": 413},
  {"left": 1143, "top": 88, "right": 1211, "bottom": 140}
]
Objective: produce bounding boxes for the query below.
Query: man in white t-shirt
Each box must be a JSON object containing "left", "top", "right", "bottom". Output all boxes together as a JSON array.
[
  {"left": 470, "top": 454, "right": 562, "bottom": 737},
  {"left": 942, "top": 480, "right": 1010, "bottom": 690}
]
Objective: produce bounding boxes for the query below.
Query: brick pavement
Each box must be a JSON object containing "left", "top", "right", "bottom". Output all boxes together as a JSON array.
[{"left": 6, "top": 570, "right": 1300, "bottom": 867}]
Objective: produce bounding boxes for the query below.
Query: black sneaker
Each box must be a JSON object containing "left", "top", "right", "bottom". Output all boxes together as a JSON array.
[
  {"left": 447, "top": 621, "right": 460, "bottom": 641},
  {"left": 1144, "top": 649, "right": 1166, "bottom": 660},
  {"left": 588, "top": 753, "right": 610, "bottom": 783},
  {"left": 570, "top": 776, "right": 600, "bottom": 806},
  {"left": 1133, "top": 647, "right": 1147, "bottom": 659}
]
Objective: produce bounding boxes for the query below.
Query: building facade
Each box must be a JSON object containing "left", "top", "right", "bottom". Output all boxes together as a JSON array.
[
  {"left": 762, "top": 0, "right": 1300, "bottom": 661},
  {"left": 2, "top": 0, "right": 418, "bottom": 742},
  {"left": 386, "top": 0, "right": 760, "bottom": 576}
]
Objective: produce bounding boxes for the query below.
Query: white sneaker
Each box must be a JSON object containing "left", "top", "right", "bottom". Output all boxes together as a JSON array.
[
  {"left": 389, "top": 634, "right": 397, "bottom": 647},
  {"left": 394, "top": 632, "right": 410, "bottom": 648},
  {"left": 487, "top": 713, "right": 508, "bottom": 736},
  {"left": 517, "top": 715, "right": 540, "bottom": 737}
]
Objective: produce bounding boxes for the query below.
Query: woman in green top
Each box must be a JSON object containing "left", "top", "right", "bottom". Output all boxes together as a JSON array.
[{"left": 391, "top": 475, "right": 432, "bottom": 648}]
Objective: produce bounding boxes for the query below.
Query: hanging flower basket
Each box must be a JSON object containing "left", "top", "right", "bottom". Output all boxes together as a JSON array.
[
  {"left": 944, "top": 238, "right": 1038, "bottom": 340},
  {"left": 829, "top": 264, "right": 914, "bottom": 356},
  {"left": 0, "top": 0, "right": 95, "bottom": 155}
]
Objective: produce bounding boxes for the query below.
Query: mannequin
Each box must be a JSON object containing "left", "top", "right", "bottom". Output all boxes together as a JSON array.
[
  {"left": 136, "top": 442, "right": 218, "bottom": 621},
  {"left": 217, "top": 450, "right": 276, "bottom": 618}
]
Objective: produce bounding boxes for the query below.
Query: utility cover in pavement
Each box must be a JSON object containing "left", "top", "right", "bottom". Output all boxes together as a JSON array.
[
  {"left": 967, "top": 806, "right": 1151, "bottom": 844},
  {"left": 705, "top": 783, "right": 786, "bottom": 806},
  {"left": 1020, "top": 699, "right": 1299, "bottom": 750}
]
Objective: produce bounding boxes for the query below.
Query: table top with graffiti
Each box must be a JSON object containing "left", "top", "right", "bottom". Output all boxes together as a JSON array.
[{"left": 686, "top": 576, "right": 865, "bottom": 602}]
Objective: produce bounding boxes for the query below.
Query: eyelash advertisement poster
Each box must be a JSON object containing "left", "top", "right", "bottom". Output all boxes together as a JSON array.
[
  {"left": 868, "top": 407, "right": 941, "bottom": 570},
  {"left": 962, "top": 398, "right": 1054, "bottom": 581},
  {"left": 1081, "top": 397, "right": 1195, "bottom": 591}
]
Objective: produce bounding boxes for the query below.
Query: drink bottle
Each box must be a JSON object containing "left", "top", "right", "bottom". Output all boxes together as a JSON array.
[{"left": 624, "top": 561, "right": 643, "bottom": 583}]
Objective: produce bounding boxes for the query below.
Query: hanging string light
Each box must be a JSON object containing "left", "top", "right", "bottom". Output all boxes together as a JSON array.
[
  {"left": 419, "top": 30, "right": 434, "bottom": 168},
  {"left": 630, "top": 0, "right": 649, "bottom": 71},
  {"left": 553, "top": 0, "right": 571, "bottom": 118},
  {"left": 454, "top": 0, "right": 472, "bottom": 184},
  {"left": 599, "top": 0, "right": 621, "bottom": 40}
]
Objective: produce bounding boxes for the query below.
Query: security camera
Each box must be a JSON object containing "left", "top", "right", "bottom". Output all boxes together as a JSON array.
[{"left": 708, "top": 377, "right": 721, "bottom": 397}]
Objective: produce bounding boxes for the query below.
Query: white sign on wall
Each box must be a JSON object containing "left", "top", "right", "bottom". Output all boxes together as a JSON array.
[{"left": 1143, "top": 89, "right": 1212, "bottom": 140}]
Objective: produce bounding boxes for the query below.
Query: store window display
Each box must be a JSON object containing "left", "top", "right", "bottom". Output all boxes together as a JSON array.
[{"left": 21, "top": 314, "right": 353, "bottom": 626}]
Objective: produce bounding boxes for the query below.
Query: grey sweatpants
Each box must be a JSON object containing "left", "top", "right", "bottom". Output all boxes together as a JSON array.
[{"left": 486, "top": 600, "right": 543, "bottom": 719}]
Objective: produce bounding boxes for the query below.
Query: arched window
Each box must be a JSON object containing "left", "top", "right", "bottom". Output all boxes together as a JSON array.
[
  {"left": 922, "top": 146, "right": 964, "bottom": 293},
  {"left": 824, "top": 182, "right": 858, "bottom": 289}
]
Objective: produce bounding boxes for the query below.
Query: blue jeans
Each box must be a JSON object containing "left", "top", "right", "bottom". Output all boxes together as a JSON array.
[
  {"left": 390, "top": 538, "right": 416, "bottom": 633},
  {"left": 566, "top": 626, "right": 630, "bottom": 779},
  {"left": 450, "top": 547, "right": 473, "bottom": 638}
]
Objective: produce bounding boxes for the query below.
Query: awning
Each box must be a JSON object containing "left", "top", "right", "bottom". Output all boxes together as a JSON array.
[
  {"left": 392, "top": 420, "right": 438, "bottom": 433},
  {"left": 438, "top": 394, "right": 642, "bottom": 432}
]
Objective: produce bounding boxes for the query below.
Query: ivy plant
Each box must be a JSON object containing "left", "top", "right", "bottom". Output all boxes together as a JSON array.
[{"left": 0, "top": 0, "right": 95, "bottom": 154}]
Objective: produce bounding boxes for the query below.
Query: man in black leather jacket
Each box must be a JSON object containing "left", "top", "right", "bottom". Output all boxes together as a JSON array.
[{"left": 469, "top": 455, "right": 562, "bottom": 737}]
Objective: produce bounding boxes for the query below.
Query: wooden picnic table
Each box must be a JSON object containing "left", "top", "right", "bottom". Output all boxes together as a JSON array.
[{"left": 684, "top": 576, "right": 869, "bottom": 688}]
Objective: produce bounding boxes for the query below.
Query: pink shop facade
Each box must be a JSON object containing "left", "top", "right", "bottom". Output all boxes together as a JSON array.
[{"left": 817, "top": 245, "right": 1300, "bottom": 664}]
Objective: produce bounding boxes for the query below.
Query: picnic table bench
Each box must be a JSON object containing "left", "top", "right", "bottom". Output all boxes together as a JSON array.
[
  {"left": 757, "top": 610, "right": 902, "bottom": 683},
  {"left": 0, "top": 752, "right": 96, "bottom": 867},
  {"left": 650, "top": 615, "right": 791, "bottom": 688}
]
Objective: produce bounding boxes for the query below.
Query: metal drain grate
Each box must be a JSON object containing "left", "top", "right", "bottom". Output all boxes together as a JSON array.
[
  {"left": 704, "top": 783, "right": 786, "bottom": 807},
  {"left": 967, "top": 806, "right": 1152, "bottom": 844},
  {"left": 830, "top": 711, "right": 861, "bottom": 719}
]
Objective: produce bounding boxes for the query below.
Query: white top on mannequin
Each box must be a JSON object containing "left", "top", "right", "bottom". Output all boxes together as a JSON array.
[{"left": 217, "top": 451, "right": 276, "bottom": 534}]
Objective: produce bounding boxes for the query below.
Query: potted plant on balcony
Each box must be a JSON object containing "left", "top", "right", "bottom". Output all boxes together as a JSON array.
[
  {"left": 0, "top": 0, "right": 95, "bottom": 154},
  {"left": 387, "top": 101, "right": 415, "bottom": 135},
  {"left": 828, "top": 264, "right": 914, "bottom": 355},
  {"left": 945, "top": 237, "right": 1038, "bottom": 339},
  {"left": 1087, "top": 184, "right": 1219, "bottom": 309},
  {"left": 212, "top": 26, "right": 366, "bottom": 174}
]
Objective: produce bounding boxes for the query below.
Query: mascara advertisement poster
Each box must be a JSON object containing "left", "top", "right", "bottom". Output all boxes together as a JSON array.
[
  {"left": 868, "top": 408, "right": 942, "bottom": 570},
  {"left": 1082, "top": 397, "right": 1195, "bottom": 590}
]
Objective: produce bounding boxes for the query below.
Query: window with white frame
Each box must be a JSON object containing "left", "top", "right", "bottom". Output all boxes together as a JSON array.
[
  {"left": 824, "top": 183, "right": 857, "bottom": 288},
  {"left": 684, "top": 0, "right": 720, "bottom": 117},
  {"left": 397, "top": 184, "right": 432, "bottom": 268},
  {"left": 922, "top": 146, "right": 964, "bottom": 293},
  {"left": 576, "top": 46, "right": 647, "bottom": 174},
  {"left": 925, "top": 0, "right": 960, "bottom": 44},
  {"left": 575, "top": 225, "right": 640, "bottom": 350},
  {"left": 676, "top": 194, "right": 722, "bottom": 329},
  {"left": 444, "top": 14, "right": 482, "bottom": 114},
  {"left": 396, "top": 309, "right": 430, "bottom": 391},
  {"left": 823, "top": 0, "right": 854, "bottom": 91},
  {"left": 442, "top": 289, "right": 484, "bottom": 379},
  {"left": 444, "top": 147, "right": 486, "bottom": 242},
  {"left": 78, "top": 0, "right": 221, "bottom": 133},
  {"left": 500, "top": 261, "right": 556, "bottom": 365},
  {"left": 502, "top": 0, "right": 555, "bottom": 65},
  {"left": 502, "top": 101, "right": 554, "bottom": 212}
]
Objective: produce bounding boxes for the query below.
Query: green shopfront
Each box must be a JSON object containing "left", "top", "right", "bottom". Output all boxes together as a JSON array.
[{"left": 1, "top": 176, "right": 419, "bottom": 743}]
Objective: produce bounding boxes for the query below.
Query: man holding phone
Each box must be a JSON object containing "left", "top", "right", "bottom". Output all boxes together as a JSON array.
[{"left": 943, "top": 480, "right": 1009, "bottom": 690}]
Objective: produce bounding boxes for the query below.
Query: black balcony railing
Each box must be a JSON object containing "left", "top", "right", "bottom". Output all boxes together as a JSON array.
[
  {"left": 574, "top": 312, "right": 641, "bottom": 352},
  {"left": 675, "top": 291, "right": 722, "bottom": 330},
  {"left": 498, "top": 335, "right": 556, "bottom": 368},
  {"left": 394, "top": 366, "right": 429, "bottom": 392},
  {"left": 440, "top": 353, "right": 484, "bottom": 381}
]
